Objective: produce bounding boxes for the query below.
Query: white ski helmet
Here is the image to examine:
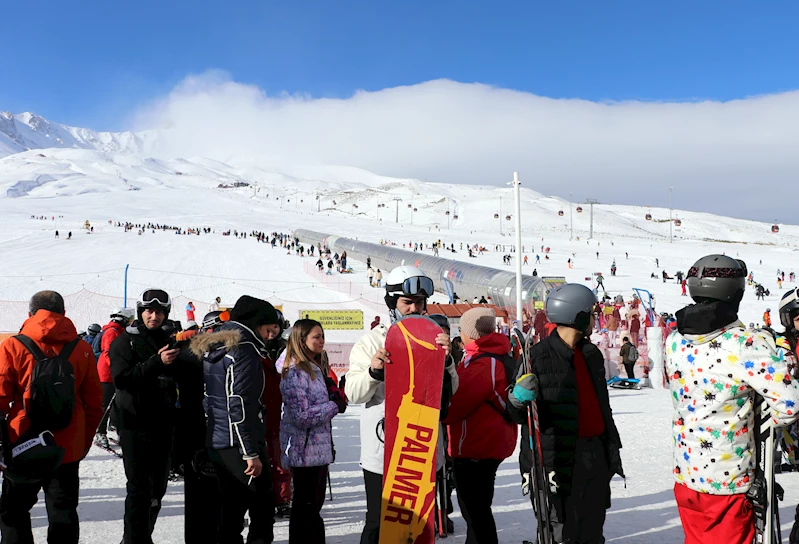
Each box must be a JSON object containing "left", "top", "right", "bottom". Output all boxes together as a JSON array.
[
  {"left": 384, "top": 266, "right": 434, "bottom": 316},
  {"left": 111, "top": 307, "right": 135, "bottom": 322}
]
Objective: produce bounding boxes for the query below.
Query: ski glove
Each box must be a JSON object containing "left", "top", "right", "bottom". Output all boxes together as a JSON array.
[{"left": 509, "top": 373, "right": 538, "bottom": 407}]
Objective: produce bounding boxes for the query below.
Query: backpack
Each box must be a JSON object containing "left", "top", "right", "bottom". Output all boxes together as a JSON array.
[
  {"left": 13, "top": 335, "right": 78, "bottom": 432},
  {"left": 469, "top": 352, "right": 519, "bottom": 423},
  {"left": 627, "top": 344, "right": 639, "bottom": 363},
  {"left": 90, "top": 330, "right": 104, "bottom": 360}
]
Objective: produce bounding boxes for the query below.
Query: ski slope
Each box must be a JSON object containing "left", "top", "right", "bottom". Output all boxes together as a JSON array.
[{"left": 1, "top": 131, "right": 799, "bottom": 542}]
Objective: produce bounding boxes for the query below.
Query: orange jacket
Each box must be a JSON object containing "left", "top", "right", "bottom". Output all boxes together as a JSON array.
[{"left": 0, "top": 310, "right": 103, "bottom": 464}]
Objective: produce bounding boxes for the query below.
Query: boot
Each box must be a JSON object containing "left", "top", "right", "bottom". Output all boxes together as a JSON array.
[{"left": 95, "top": 433, "right": 109, "bottom": 449}]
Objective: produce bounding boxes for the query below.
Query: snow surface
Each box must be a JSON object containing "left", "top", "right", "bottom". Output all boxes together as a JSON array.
[{"left": 1, "top": 116, "right": 799, "bottom": 542}]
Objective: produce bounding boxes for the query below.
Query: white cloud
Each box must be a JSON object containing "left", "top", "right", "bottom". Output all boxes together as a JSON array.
[{"left": 132, "top": 71, "right": 799, "bottom": 222}]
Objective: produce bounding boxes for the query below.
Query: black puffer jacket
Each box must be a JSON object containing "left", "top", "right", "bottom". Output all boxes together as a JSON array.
[
  {"left": 110, "top": 322, "right": 179, "bottom": 432},
  {"left": 510, "top": 331, "right": 624, "bottom": 496}
]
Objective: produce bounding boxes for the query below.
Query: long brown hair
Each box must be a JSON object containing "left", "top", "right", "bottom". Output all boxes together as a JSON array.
[{"left": 282, "top": 319, "right": 325, "bottom": 378}]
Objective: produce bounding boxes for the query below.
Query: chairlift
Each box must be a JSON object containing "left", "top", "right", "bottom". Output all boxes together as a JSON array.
[
  {"left": 413, "top": 207, "right": 418, "bottom": 212},
  {"left": 558, "top": 210, "right": 564, "bottom": 217},
  {"left": 505, "top": 215, "right": 511, "bottom": 221},
  {"left": 446, "top": 211, "right": 450, "bottom": 216},
  {"left": 453, "top": 214, "right": 459, "bottom": 219},
  {"left": 576, "top": 206, "right": 583, "bottom": 213},
  {"left": 772, "top": 224, "right": 780, "bottom": 233},
  {"left": 494, "top": 213, "right": 499, "bottom": 219},
  {"left": 674, "top": 218, "right": 682, "bottom": 226},
  {"left": 407, "top": 203, "right": 412, "bottom": 208},
  {"left": 645, "top": 213, "right": 652, "bottom": 220}
]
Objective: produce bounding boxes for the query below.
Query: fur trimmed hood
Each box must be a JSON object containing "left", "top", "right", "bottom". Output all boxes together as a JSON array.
[{"left": 189, "top": 329, "right": 241, "bottom": 358}]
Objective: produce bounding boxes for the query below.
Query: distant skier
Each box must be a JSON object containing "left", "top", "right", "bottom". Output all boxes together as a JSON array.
[{"left": 666, "top": 255, "right": 799, "bottom": 543}]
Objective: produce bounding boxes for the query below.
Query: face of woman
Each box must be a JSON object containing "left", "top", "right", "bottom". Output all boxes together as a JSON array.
[
  {"left": 794, "top": 314, "right": 799, "bottom": 331},
  {"left": 305, "top": 326, "right": 325, "bottom": 354}
]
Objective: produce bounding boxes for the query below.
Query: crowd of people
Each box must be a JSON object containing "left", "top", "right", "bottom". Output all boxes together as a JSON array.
[{"left": 2, "top": 244, "right": 799, "bottom": 544}]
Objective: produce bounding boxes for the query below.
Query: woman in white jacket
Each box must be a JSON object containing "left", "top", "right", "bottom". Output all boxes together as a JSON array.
[{"left": 345, "top": 266, "right": 457, "bottom": 544}]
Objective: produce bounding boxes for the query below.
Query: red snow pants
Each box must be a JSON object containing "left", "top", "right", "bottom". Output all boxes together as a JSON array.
[{"left": 674, "top": 483, "right": 754, "bottom": 544}]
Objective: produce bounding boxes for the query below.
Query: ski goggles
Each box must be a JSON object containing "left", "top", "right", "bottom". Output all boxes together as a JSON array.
[
  {"left": 387, "top": 276, "right": 434, "bottom": 298},
  {"left": 140, "top": 289, "right": 172, "bottom": 308}
]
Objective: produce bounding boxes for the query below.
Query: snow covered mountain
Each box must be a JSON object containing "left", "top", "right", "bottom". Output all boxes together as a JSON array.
[{"left": 0, "top": 111, "right": 155, "bottom": 158}]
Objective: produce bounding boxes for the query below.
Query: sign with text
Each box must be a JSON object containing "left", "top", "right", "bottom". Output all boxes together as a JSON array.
[{"left": 299, "top": 309, "right": 364, "bottom": 330}]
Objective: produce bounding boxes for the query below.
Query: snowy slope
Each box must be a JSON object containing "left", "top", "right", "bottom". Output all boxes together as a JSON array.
[
  {"left": 0, "top": 111, "right": 155, "bottom": 158},
  {"left": 1, "top": 112, "right": 799, "bottom": 543}
]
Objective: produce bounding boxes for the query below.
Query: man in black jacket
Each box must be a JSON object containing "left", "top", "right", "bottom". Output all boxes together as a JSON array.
[
  {"left": 509, "top": 283, "right": 624, "bottom": 544},
  {"left": 201, "top": 295, "right": 280, "bottom": 543},
  {"left": 110, "top": 288, "right": 181, "bottom": 544}
]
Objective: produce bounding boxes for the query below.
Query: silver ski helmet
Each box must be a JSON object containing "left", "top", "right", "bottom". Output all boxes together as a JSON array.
[
  {"left": 545, "top": 283, "right": 597, "bottom": 332},
  {"left": 685, "top": 255, "right": 746, "bottom": 303},
  {"left": 779, "top": 288, "right": 799, "bottom": 330},
  {"left": 87, "top": 323, "right": 101, "bottom": 335}
]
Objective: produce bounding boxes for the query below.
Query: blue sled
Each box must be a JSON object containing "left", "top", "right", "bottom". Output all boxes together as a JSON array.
[{"left": 607, "top": 376, "right": 642, "bottom": 390}]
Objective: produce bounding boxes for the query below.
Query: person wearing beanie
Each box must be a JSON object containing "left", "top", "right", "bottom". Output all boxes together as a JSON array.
[
  {"left": 200, "top": 295, "right": 280, "bottom": 543},
  {"left": 443, "top": 307, "right": 517, "bottom": 544}
]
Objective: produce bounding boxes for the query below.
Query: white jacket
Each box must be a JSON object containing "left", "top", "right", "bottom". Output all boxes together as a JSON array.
[
  {"left": 666, "top": 322, "right": 799, "bottom": 495},
  {"left": 345, "top": 323, "right": 458, "bottom": 474}
]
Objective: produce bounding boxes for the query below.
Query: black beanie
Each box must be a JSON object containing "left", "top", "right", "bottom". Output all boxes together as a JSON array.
[{"left": 230, "top": 296, "right": 279, "bottom": 330}]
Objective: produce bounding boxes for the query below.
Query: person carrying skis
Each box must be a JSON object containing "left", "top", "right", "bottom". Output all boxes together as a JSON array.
[
  {"left": 345, "top": 266, "right": 458, "bottom": 544},
  {"left": 666, "top": 255, "right": 799, "bottom": 544},
  {"left": 777, "top": 288, "right": 799, "bottom": 544},
  {"left": 508, "top": 283, "right": 624, "bottom": 544}
]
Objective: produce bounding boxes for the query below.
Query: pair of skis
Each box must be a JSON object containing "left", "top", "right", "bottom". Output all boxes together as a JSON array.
[
  {"left": 513, "top": 328, "right": 555, "bottom": 544},
  {"left": 749, "top": 397, "right": 784, "bottom": 544}
]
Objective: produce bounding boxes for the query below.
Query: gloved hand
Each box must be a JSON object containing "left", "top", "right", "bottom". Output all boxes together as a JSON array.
[
  {"left": 326, "top": 378, "right": 348, "bottom": 413},
  {"left": 509, "top": 373, "right": 538, "bottom": 408}
]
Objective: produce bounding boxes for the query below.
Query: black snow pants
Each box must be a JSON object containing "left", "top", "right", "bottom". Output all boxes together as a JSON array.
[
  {"left": 360, "top": 469, "right": 382, "bottom": 544},
  {"left": 119, "top": 427, "right": 174, "bottom": 544},
  {"left": 453, "top": 457, "right": 502, "bottom": 544},
  {"left": 209, "top": 445, "right": 275, "bottom": 544},
  {"left": 0, "top": 461, "right": 80, "bottom": 544},
  {"left": 97, "top": 382, "right": 116, "bottom": 435},
  {"left": 540, "top": 436, "right": 610, "bottom": 544},
  {"left": 623, "top": 363, "right": 636, "bottom": 380},
  {"left": 288, "top": 465, "right": 328, "bottom": 544}
]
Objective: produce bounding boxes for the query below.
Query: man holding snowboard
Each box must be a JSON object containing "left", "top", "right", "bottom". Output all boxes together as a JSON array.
[{"left": 345, "top": 266, "right": 458, "bottom": 544}]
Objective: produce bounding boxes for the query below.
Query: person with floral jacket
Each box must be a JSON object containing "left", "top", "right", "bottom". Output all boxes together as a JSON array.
[
  {"left": 667, "top": 255, "right": 799, "bottom": 544},
  {"left": 279, "top": 319, "right": 346, "bottom": 544}
]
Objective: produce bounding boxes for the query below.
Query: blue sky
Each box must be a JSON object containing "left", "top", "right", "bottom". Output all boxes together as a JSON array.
[{"left": 2, "top": 0, "right": 798, "bottom": 130}]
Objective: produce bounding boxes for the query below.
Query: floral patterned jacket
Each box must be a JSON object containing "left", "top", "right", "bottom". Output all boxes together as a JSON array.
[{"left": 666, "top": 322, "right": 799, "bottom": 494}]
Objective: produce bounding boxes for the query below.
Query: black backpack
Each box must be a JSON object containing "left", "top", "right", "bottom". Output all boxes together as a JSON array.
[
  {"left": 14, "top": 335, "right": 78, "bottom": 432},
  {"left": 469, "top": 352, "right": 520, "bottom": 423}
]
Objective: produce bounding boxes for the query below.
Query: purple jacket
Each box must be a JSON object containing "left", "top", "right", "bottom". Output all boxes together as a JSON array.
[{"left": 279, "top": 355, "right": 339, "bottom": 468}]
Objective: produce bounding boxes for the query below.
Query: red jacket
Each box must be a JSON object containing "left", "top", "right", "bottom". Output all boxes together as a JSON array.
[
  {"left": 98, "top": 320, "right": 125, "bottom": 383},
  {"left": 0, "top": 311, "right": 103, "bottom": 464},
  {"left": 444, "top": 332, "right": 517, "bottom": 460}
]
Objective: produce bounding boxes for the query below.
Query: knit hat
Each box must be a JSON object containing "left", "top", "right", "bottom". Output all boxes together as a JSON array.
[
  {"left": 459, "top": 307, "right": 496, "bottom": 339},
  {"left": 229, "top": 296, "right": 279, "bottom": 330}
]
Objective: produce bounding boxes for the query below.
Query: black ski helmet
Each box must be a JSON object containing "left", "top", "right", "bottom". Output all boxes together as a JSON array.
[
  {"left": 137, "top": 288, "right": 172, "bottom": 319},
  {"left": 545, "top": 283, "right": 597, "bottom": 331},
  {"left": 201, "top": 310, "right": 228, "bottom": 332},
  {"left": 685, "top": 255, "right": 746, "bottom": 303},
  {"left": 87, "top": 323, "right": 101, "bottom": 335},
  {"left": 779, "top": 288, "right": 799, "bottom": 330},
  {"left": 427, "top": 314, "right": 450, "bottom": 332}
]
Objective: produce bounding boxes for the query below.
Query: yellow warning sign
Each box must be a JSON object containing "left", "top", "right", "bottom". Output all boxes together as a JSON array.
[{"left": 298, "top": 310, "right": 364, "bottom": 330}]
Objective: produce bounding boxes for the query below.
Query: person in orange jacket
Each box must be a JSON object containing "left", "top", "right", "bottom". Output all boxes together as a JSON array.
[
  {"left": 443, "top": 307, "right": 517, "bottom": 544},
  {"left": 764, "top": 308, "right": 772, "bottom": 328},
  {"left": 0, "top": 291, "right": 103, "bottom": 542}
]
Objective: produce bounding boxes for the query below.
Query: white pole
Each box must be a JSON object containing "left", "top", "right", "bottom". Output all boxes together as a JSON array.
[
  {"left": 669, "top": 186, "right": 673, "bottom": 243},
  {"left": 514, "top": 172, "right": 523, "bottom": 326},
  {"left": 569, "top": 191, "right": 573, "bottom": 241}
]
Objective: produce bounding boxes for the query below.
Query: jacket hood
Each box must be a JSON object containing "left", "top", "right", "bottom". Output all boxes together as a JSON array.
[
  {"left": 189, "top": 329, "right": 241, "bottom": 358},
  {"left": 101, "top": 321, "right": 124, "bottom": 335},
  {"left": 676, "top": 300, "right": 743, "bottom": 343},
  {"left": 464, "top": 332, "right": 511, "bottom": 359},
  {"left": 19, "top": 310, "right": 77, "bottom": 344}
]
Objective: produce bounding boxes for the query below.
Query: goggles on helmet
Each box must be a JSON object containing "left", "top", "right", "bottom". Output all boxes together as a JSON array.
[
  {"left": 387, "top": 276, "right": 434, "bottom": 298},
  {"left": 140, "top": 289, "right": 171, "bottom": 308}
]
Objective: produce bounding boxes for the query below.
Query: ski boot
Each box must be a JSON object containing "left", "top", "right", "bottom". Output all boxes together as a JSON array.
[
  {"left": 275, "top": 501, "right": 291, "bottom": 519},
  {"left": 94, "top": 433, "right": 109, "bottom": 449}
]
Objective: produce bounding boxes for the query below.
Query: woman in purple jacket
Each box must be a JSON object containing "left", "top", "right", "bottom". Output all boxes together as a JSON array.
[{"left": 279, "top": 319, "right": 346, "bottom": 543}]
